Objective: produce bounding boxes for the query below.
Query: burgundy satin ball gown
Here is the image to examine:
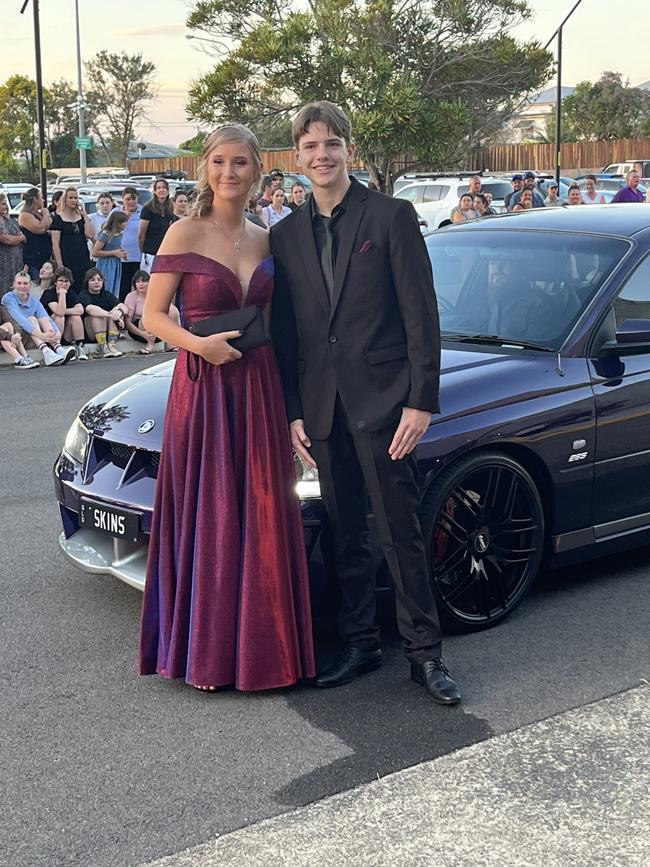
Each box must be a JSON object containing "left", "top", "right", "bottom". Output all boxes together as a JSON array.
[{"left": 139, "top": 252, "right": 315, "bottom": 690}]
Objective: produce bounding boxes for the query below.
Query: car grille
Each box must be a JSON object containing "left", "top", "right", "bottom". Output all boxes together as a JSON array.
[
  {"left": 110, "top": 442, "right": 135, "bottom": 466},
  {"left": 86, "top": 437, "right": 160, "bottom": 483}
]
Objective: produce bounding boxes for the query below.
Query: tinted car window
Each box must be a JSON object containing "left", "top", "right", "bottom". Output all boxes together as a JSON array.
[
  {"left": 613, "top": 254, "right": 650, "bottom": 326},
  {"left": 422, "top": 185, "right": 449, "bottom": 202},
  {"left": 427, "top": 230, "right": 629, "bottom": 350},
  {"left": 395, "top": 185, "right": 422, "bottom": 203}
]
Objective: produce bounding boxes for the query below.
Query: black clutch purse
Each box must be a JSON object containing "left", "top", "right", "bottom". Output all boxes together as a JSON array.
[{"left": 186, "top": 305, "right": 269, "bottom": 381}]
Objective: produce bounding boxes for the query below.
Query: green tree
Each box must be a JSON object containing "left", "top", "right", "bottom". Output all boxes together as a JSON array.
[
  {"left": 185, "top": 0, "right": 553, "bottom": 190},
  {"left": 45, "top": 78, "right": 98, "bottom": 169},
  {"left": 179, "top": 131, "right": 209, "bottom": 153},
  {"left": 0, "top": 74, "right": 39, "bottom": 179},
  {"left": 84, "top": 51, "right": 157, "bottom": 166},
  {"left": 560, "top": 72, "right": 650, "bottom": 141}
]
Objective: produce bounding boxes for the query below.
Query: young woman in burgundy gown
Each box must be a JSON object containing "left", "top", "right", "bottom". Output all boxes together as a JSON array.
[{"left": 139, "top": 125, "right": 315, "bottom": 691}]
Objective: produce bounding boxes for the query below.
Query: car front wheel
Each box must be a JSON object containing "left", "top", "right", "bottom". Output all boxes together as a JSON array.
[{"left": 421, "top": 452, "right": 545, "bottom": 631}]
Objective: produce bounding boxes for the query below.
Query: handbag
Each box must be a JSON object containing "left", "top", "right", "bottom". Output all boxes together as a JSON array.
[{"left": 186, "top": 305, "right": 269, "bottom": 381}]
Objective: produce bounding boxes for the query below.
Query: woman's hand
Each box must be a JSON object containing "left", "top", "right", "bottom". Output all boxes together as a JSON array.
[{"left": 198, "top": 331, "right": 243, "bottom": 366}]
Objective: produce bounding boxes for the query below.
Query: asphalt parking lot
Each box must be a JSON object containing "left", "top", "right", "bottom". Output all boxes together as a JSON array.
[{"left": 1, "top": 356, "right": 649, "bottom": 867}]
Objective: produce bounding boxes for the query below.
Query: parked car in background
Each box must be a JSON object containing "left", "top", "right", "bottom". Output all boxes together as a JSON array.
[
  {"left": 54, "top": 206, "right": 650, "bottom": 632},
  {"left": 394, "top": 175, "right": 512, "bottom": 229},
  {"left": 580, "top": 177, "right": 648, "bottom": 196},
  {"left": 277, "top": 172, "right": 313, "bottom": 195},
  {"left": 51, "top": 183, "right": 151, "bottom": 208},
  {"left": 3, "top": 183, "right": 34, "bottom": 216},
  {"left": 13, "top": 193, "right": 98, "bottom": 218},
  {"left": 603, "top": 161, "right": 650, "bottom": 181}
]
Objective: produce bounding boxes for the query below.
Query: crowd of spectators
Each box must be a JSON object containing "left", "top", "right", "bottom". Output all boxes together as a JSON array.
[
  {"left": 3, "top": 165, "right": 646, "bottom": 371},
  {"left": 450, "top": 168, "right": 649, "bottom": 222}
]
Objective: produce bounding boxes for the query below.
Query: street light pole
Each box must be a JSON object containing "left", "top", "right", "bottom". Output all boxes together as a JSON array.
[
  {"left": 555, "top": 26, "right": 562, "bottom": 188},
  {"left": 545, "top": 0, "right": 585, "bottom": 188},
  {"left": 74, "top": 0, "right": 87, "bottom": 183},
  {"left": 19, "top": 0, "right": 47, "bottom": 201}
]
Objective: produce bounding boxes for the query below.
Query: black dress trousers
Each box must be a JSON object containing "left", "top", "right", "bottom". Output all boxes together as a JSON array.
[{"left": 310, "top": 397, "right": 443, "bottom": 663}]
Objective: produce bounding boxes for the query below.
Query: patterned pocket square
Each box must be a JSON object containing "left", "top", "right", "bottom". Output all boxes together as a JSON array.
[{"left": 358, "top": 240, "right": 375, "bottom": 254}]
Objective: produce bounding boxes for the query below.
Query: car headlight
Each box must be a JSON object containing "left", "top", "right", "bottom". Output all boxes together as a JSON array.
[
  {"left": 294, "top": 454, "right": 321, "bottom": 499},
  {"left": 62, "top": 416, "right": 90, "bottom": 466}
]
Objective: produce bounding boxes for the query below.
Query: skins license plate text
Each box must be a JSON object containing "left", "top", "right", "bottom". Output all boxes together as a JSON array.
[{"left": 79, "top": 498, "right": 140, "bottom": 541}]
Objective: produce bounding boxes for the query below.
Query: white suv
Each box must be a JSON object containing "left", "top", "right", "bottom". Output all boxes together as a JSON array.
[{"left": 394, "top": 176, "right": 513, "bottom": 229}]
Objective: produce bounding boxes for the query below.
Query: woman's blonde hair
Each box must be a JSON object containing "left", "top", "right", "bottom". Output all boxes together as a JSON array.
[{"left": 192, "top": 124, "right": 263, "bottom": 219}]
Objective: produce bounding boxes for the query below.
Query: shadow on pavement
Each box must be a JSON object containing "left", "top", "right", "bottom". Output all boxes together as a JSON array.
[{"left": 278, "top": 598, "right": 493, "bottom": 808}]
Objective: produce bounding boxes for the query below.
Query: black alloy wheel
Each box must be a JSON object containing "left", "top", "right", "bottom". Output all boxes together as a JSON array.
[{"left": 420, "top": 452, "right": 545, "bottom": 631}]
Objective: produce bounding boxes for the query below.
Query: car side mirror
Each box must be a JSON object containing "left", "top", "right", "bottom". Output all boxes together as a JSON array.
[{"left": 602, "top": 319, "right": 650, "bottom": 355}]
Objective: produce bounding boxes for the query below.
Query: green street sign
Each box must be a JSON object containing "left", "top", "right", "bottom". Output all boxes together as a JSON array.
[{"left": 75, "top": 136, "right": 93, "bottom": 150}]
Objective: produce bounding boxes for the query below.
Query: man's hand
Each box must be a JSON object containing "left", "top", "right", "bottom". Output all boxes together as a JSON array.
[
  {"left": 388, "top": 407, "right": 431, "bottom": 461},
  {"left": 290, "top": 419, "right": 317, "bottom": 468}
]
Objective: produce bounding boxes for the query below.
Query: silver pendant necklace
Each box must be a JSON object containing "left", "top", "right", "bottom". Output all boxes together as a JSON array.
[{"left": 211, "top": 217, "right": 246, "bottom": 251}]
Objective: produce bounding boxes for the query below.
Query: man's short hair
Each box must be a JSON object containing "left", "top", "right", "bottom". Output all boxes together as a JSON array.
[
  {"left": 269, "top": 169, "right": 284, "bottom": 179},
  {"left": 585, "top": 174, "right": 597, "bottom": 182},
  {"left": 292, "top": 101, "right": 352, "bottom": 146},
  {"left": 122, "top": 186, "right": 138, "bottom": 198},
  {"left": 261, "top": 175, "right": 273, "bottom": 191}
]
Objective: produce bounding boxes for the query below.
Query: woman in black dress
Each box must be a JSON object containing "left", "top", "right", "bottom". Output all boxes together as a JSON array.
[
  {"left": 50, "top": 188, "right": 94, "bottom": 292},
  {"left": 137, "top": 178, "right": 177, "bottom": 270},
  {"left": 18, "top": 188, "right": 52, "bottom": 281}
]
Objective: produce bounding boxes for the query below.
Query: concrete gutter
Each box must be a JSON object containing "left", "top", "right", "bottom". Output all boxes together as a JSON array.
[{"left": 140, "top": 685, "right": 650, "bottom": 867}]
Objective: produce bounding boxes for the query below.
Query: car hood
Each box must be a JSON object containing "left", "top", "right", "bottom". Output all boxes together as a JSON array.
[
  {"left": 77, "top": 349, "right": 565, "bottom": 449},
  {"left": 78, "top": 360, "right": 174, "bottom": 451}
]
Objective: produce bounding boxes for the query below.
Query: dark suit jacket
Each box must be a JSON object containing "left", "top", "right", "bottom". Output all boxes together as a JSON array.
[{"left": 270, "top": 178, "right": 441, "bottom": 440}]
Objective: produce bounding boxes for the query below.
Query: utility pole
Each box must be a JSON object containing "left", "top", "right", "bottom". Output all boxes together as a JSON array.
[
  {"left": 545, "top": 0, "right": 585, "bottom": 188},
  {"left": 74, "top": 0, "right": 87, "bottom": 183},
  {"left": 20, "top": 0, "right": 47, "bottom": 201},
  {"left": 555, "top": 27, "right": 562, "bottom": 188}
]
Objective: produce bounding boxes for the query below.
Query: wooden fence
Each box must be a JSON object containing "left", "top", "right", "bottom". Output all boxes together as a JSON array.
[
  {"left": 472, "top": 137, "right": 650, "bottom": 173},
  {"left": 129, "top": 137, "right": 650, "bottom": 179}
]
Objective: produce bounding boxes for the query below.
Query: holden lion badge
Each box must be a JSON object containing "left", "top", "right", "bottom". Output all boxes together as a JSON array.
[{"left": 138, "top": 419, "right": 156, "bottom": 434}]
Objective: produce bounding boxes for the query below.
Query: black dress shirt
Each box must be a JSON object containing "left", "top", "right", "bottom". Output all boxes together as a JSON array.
[{"left": 311, "top": 184, "right": 354, "bottom": 297}]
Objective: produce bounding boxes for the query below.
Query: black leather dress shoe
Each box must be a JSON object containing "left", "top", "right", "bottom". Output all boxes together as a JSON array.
[
  {"left": 411, "top": 659, "right": 461, "bottom": 705},
  {"left": 315, "top": 646, "right": 383, "bottom": 688}
]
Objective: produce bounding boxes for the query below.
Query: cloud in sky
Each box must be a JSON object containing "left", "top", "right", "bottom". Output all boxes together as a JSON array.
[{"left": 113, "top": 23, "right": 186, "bottom": 38}]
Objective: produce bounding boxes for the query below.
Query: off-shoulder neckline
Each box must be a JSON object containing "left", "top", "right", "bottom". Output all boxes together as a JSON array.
[{"left": 154, "top": 251, "right": 273, "bottom": 287}]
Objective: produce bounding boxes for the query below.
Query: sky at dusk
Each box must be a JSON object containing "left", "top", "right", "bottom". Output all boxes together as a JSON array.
[{"left": 3, "top": 0, "right": 649, "bottom": 146}]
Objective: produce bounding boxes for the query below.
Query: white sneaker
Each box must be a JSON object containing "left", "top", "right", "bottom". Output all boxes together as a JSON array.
[
  {"left": 105, "top": 342, "right": 123, "bottom": 358},
  {"left": 55, "top": 345, "right": 76, "bottom": 364},
  {"left": 13, "top": 356, "right": 40, "bottom": 370},
  {"left": 41, "top": 346, "right": 63, "bottom": 366},
  {"left": 75, "top": 344, "right": 89, "bottom": 361}
]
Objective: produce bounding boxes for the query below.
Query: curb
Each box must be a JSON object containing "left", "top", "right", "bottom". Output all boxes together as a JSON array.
[{"left": 0, "top": 337, "right": 169, "bottom": 368}]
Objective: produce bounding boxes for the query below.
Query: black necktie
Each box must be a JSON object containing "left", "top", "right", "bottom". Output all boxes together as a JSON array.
[{"left": 320, "top": 216, "right": 334, "bottom": 298}]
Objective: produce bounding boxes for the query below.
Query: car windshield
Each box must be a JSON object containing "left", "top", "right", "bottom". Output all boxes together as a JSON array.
[{"left": 426, "top": 230, "right": 629, "bottom": 350}]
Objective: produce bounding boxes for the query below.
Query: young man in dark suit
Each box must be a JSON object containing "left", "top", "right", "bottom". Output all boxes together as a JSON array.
[{"left": 270, "top": 101, "right": 461, "bottom": 704}]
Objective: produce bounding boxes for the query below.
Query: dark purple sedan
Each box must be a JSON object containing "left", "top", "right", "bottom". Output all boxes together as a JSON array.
[{"left": 54, "top": 204, "right": 650, "bottom": 631}]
